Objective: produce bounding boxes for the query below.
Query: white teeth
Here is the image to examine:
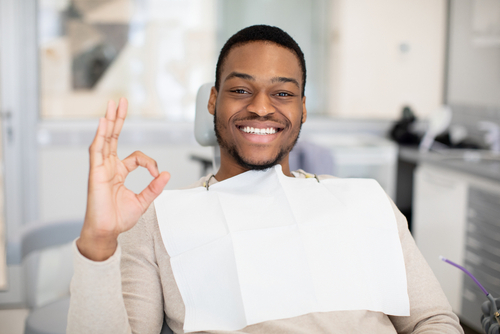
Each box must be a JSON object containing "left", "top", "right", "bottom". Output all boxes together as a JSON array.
[{"left": 240, "top": 126, "right": 277, "bottom": 135}]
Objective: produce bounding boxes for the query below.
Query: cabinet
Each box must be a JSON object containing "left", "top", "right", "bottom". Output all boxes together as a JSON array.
[
  {"left": 412, "top": 164, "right": 468, "bottom": 313},
  {"left": 461, "top": 187, "right": 500, "bottom": 329},
  {"left": 413, "top": 163, "right": 500, "bottom": 331},
  {"left": 308, "top": 134, "right": 397, "bottom": 199}
]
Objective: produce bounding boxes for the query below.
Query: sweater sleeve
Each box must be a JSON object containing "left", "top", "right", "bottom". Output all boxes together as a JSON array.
[
  {"left": 67, "top": 205, "right": 164, "bottom": 334},
  {"left": 387, "top": 199, "right": 464, "bottom": 334},
  {"left": 67, "top": 241, "right": 132, "bottom": 334},
  {"left": 118, "top": 204, "right": 165, "bottom": 333}
]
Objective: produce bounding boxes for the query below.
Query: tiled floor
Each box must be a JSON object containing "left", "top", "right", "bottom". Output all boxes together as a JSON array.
[{"left": 0, "top": 308, "right": 29, "bottom": 334}]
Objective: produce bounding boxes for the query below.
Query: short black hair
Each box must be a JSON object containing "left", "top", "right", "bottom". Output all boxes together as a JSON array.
[{"left": 215, "top": 25, "right": 307, "bottom": 97}]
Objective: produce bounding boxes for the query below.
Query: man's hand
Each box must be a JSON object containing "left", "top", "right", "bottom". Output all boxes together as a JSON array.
[{"left": 77, "top": 98, "right": 170, "bottom": 261}]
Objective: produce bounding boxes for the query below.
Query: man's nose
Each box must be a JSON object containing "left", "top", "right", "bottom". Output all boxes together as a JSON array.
[{"left": 247, "top": 92, "right": 275, "bottom": 116}]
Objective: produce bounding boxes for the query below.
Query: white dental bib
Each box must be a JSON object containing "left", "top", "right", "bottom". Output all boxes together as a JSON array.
[{"left": 154, "top": 165, "right": 409, "bottom": 332}]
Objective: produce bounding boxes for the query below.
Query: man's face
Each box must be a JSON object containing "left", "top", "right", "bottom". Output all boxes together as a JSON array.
[{"left": 209, "top": 41, "right": 307, "bottom": 171}]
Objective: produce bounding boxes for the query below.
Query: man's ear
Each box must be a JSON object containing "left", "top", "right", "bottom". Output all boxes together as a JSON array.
[
  {"left": 301, "top": 96, "right": 307, "bottom": 123},
  {"left": 208, "top": 86, "right": 218, "bottom": 115}
]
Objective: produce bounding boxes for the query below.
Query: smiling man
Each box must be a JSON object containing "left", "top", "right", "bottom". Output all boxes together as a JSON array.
[
  {"left": 209, "top": 30, "right": 306, "bottom": 179},
  {"left": 68, "top": 25, "right": 463, "bottom": 334}
]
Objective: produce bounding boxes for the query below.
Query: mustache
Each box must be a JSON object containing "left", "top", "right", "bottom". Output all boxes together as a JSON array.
[{"left": 233, "top": 114, "right": 289, "bottom": 127}]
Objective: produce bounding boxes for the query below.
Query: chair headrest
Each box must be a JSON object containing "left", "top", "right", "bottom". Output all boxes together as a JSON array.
[
  {"left": 21, "top": 220, "right": 83, "bottom": 259},
  {"left": 194, "top": 83, "right": 217, "bottom": 146}
]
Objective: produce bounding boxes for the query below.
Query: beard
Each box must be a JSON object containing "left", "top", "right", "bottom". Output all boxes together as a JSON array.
[{"left": 213, "top": 110, "right": 302, "bottom": 171}]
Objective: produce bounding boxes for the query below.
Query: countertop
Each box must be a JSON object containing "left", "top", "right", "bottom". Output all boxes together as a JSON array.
[{"left": 399, "top": 146, "right": 500, "bottom": 182}]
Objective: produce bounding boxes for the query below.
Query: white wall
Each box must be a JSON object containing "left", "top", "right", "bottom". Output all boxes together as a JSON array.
[
  {"left": 218, "top": 0, "right": 328, "bottom": 115},
  {"left": 328, "top": 0, "right": 447, "bottom": 119},
  {"left": 447, "top": 0, "right": 500, "bottom": 107}
]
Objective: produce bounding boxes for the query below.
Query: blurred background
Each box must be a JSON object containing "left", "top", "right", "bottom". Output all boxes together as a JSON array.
[{"left": 1, "top": 0, "right": 500, "bottom": 333}]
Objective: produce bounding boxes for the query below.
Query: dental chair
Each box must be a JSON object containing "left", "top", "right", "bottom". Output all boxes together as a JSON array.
[
  {"left": 194, "top": 83, "right": 220, "bottom": 170},
  {"left": 21, "top": 219, "right": 174, "bottom": 334},
  {"left": 22, "top": 220, "right": 82, "bottom": 334}
]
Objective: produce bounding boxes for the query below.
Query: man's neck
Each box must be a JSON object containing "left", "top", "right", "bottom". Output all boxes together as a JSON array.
[{"left": 214, "top": 155, "right": 292, "bottom": 182}]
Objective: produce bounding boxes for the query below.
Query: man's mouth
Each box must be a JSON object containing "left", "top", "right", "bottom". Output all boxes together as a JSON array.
[{"left": 238, "top": 126, "right": 280, "bottom": 135}]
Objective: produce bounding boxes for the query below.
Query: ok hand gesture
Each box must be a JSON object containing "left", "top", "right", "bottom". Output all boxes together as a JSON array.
[{"left": 77, "top": 98, "right": 170, "bottom": 261}]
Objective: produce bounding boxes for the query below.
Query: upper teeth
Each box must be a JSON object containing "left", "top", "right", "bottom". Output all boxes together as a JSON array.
[{"left": 241, "top": 126, "right": 277, "bottom": 135}]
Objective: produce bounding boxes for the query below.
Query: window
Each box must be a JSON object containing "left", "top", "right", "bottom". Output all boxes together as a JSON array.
[{"left": 39, "top": 0, "right": 217, "bottom": 120}]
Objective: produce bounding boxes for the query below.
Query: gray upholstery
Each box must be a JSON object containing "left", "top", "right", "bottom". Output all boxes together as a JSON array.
[
  {"left": 194, "top": 82, "right": 217, "bottom": 147},
  {"left": 22, "top": 221, "right": 83, "bottom": 310},
  {"left": 25, "top": 298, "right": 70, "bottom": 334},
  {"left": 194, "top": 82, "right": 220, "bottom": 171},
  {"left": 21, "top": 221, "right": 175, "bottom": 334},
  {"left": 21, "top": 221, "right": 83, "bottom": 260},
  {"left": 22, "top": 221, "right": 82, "bottom": 334},
  {"left": 24, "top": 297, "right": 174, "bottom": 334},
  {"left": 161, "top": 320, "right": 174, "bottom": 334}
]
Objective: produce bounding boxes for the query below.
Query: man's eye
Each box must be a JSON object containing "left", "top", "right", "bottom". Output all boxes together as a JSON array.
[
  {"left": 232, "top": 89, "right": 249, "bottom": 94},
  {"left": 276, "top": 92, "right": 292, "bottom": 97}
]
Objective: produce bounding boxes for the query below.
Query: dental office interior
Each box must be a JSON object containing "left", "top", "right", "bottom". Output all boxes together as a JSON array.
[{"left": 0, "top": 0, "right": 499, "bottom": 333}]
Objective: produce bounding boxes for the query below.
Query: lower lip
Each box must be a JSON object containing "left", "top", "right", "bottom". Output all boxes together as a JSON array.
[{"left": 237, "top": 127, "right": 280, "bottom": 144}]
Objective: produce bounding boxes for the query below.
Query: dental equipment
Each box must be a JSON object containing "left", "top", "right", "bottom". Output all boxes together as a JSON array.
[{"left": 440, "top": 256, "right": 500, "bottom": 334}]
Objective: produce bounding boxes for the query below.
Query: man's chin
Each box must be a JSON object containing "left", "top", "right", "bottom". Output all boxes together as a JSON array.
[
  {"left": 226, "top": 147, "right": 283, "bottom": 171},
  {"left": 235, "top": 156, "right": 281, "bottom": 171},
  {"left": 241, "top": 161, "right": 278, "bottom": 171}
]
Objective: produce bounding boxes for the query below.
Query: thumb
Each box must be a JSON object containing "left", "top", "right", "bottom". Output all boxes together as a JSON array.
[{"left": 136, "top": 171, "right": 170, "bottom": 210}]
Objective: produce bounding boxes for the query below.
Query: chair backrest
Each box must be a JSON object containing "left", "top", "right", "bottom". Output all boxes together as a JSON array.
[
  {"left": 194, "top": 83, "right": 217, "bottom": 147},
  {"left": 194, "top": 82, "right": 220, "bottom": 171},
  {"left": 21, "top": 220, "right": 83, "bottom": 309}
]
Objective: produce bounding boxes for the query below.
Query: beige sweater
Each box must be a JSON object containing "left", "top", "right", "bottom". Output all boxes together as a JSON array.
[{"left": 68, "top": 172, "right": 464, "bottom": 334}]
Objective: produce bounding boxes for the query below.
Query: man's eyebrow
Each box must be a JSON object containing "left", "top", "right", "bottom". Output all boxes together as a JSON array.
[
  {"left": 271, "top": 76, "right": 300, "bottom": 88},
  {"left": 224, "top": 72, "right": 300, "bottom": 89},
  {"left": 224, "top": 72, "right": 255, "bottom": 82}
]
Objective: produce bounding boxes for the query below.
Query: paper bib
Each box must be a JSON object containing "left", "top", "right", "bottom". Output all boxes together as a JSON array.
[{"left": 154, "top": 165, "right": 409, "bottom": 332}]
